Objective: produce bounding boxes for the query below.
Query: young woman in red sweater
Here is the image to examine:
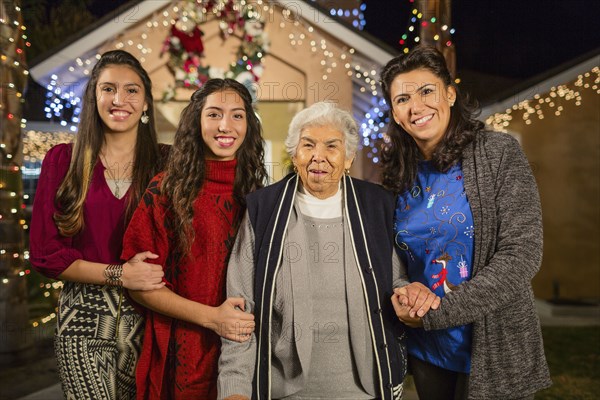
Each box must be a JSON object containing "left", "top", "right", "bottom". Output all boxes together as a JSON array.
[{"left": 121, "top": 78, "right": 267, "bottom": 399}]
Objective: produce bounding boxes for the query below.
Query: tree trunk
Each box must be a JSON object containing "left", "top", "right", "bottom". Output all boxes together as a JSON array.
[
  {"left": 0, "top": 0, "right": 33, "bottom": 365},
  {"left": 417, "top": 0, "right": 456, "bottom": 78}
]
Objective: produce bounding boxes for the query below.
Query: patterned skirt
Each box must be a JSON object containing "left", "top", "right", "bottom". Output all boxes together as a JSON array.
[{"left": 54, "top": 282, "right": 144, "bottom": 400}]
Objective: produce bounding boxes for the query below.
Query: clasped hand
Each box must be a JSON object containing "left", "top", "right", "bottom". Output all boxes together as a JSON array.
[{"left": 391, "top": 282, "right": 441, "bottom": 328}]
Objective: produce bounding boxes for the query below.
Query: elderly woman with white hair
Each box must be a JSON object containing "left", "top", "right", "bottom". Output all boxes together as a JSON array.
[{"left": 217, "top": 102, "right": 409, "bottom": 400}]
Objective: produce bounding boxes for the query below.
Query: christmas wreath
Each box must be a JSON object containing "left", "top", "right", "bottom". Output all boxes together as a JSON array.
[{"left": 162, "top": 0, "right": 269, "bottom": 101}]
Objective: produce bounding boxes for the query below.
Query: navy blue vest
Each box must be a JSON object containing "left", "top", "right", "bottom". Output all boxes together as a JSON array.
[{"left": 245, "top": 174, "right": 406, "bottom": 400}]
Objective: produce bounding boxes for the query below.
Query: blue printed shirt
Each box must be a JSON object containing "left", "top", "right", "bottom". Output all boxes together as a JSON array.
[{"left": 394, "top": 161, "right": 474, "bottom": 373}]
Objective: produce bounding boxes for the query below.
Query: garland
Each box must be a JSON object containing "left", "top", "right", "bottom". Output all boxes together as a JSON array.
[{"left": 162, "top": 0, "right": 269, "bottom": 101}]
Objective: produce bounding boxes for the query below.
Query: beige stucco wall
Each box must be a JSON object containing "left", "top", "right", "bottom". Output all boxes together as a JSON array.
[{"left": 502, "top": 89, "right": 600, "bottom": 300}]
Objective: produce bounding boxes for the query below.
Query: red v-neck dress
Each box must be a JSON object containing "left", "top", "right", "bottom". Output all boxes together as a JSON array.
[
  {"left": 30, "top": 143, "right": 143, "bottom": 399},
  {"left": 121, "top": 160, "right": 241, "bottom": 400}
]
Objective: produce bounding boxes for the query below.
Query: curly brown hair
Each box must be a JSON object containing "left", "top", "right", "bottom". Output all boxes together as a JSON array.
[
  {"left": 161, "top": 78, "right": 267, "bottom": 256},
  {"left": 54, "top": 50, "right": 162, "bottom": 236},
  {"left": 380, "top": 46, "right": 484, "bottom": 195}
]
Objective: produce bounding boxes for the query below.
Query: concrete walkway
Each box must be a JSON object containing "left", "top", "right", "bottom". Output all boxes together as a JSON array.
[
  {"left": 16, "top": 385, "right": 63, "bottom": 400},
  {"left": 10, "top": 300, "right": 599, "bottom": 400}
]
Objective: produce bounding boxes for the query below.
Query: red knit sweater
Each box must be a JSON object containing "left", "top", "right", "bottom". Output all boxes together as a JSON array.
[{"left": 122, "top": 159, "right": 241, "bottom": 400}]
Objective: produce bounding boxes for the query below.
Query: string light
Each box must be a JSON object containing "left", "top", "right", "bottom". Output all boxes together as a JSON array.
[
  {"left": 486, "top": 66, "right": 599, "bottom": 132},
  {"left": 1, "top": 1, "right": 28, "bottom": 286},
  {"left": 316, "top": 1, "right": 366, "bottom": 29},
  {"left": 399, "top": 6, "right": 456, "bottom": 53},
  {"left": 22, "top": 130, "right": 75, "bottom": 177},
  {"left": 1, "top": 5, "right": 30, "bottom": 159},
  {"left": 360, "top": 99, "right": 390, "bottom": 163}
]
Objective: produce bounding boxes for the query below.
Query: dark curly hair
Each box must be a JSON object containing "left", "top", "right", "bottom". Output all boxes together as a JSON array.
[
  {"left": 380, "top": 46, "right": 484, "bottom": 194},
  {"left": 161, "top": 78, "right": 267, "bottom": 255},
  {"left": 54, "top": 50, "right": 162, "bottom": 236}
]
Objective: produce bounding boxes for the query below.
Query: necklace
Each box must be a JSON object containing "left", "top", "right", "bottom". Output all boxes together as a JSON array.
[{"left": 101, "top": 153, "right": 133, "bottom": 198}]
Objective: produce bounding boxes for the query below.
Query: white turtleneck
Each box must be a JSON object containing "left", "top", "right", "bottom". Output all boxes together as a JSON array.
[{"left": 295, "top": 183, "right": 342, "bottom": 218}]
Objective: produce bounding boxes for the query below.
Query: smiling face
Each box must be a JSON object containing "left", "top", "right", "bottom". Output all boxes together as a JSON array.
[
  {"left": 96, "top": 65, "right": 147, "bottom": 137},
  {"left": 292, "top": 125, "right": 354, "bottom": 199},
  {"left": 389, "top": 68, "right": 456, "bottom": 159},
  {"left": 200, "top": 89, "right": 247, "bottom": 161}
]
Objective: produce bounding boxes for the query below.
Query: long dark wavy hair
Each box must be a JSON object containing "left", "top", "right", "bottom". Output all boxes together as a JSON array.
[
  {"left": 54, "top": 50, "right": 162, "bottom": 236},
  {"left": 380, "top": 46, "right": 484, "bottom": 194},
  {"left": 161, "top": 78, "right": 267, "bottom": 256}
]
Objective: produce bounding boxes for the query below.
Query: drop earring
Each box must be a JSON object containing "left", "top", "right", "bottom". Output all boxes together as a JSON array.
[{"left": 140, "top": 110, "right": 149, "bottom": 124}]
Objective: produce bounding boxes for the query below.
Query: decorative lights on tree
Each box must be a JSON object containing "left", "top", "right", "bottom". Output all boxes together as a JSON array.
[
  {"left": 0, "top": 0, "right": 33, "bottom": 356},
  {"left": 360, "top": 99, "right": 389, "bottom": 164},
  {"left": 398, "top": 1, "right": 456, "bottom": 55}
]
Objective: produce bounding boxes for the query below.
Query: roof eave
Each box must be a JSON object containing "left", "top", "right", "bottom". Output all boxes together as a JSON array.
[
  {"left": 29, "top": 0, "right": 171, "bottom": 84},
  {"left": 481, "top": 48, "right": 600, "bottom": 118},
  {"left": 274, "top": 0, "right": 397, "bottom": 62}
]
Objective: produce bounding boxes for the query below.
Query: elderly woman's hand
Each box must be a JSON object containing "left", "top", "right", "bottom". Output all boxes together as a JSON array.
[
  {"left": 394, "top": 282, "right": 440, "bottom": 318},
  {"left": 207, "top": 297, "right": 255, "bottom": 342},
  {"left": 391, "top": 294, "right": 424, "bottom": 328}
]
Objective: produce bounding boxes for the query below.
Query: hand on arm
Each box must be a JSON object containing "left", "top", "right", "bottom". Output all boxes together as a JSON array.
[
  {"left": 129, "top": 288, "right": 255, "bottom": 342},
  {"left": 121, "top": 251, "right": 165, "bottom": 290},
  {"left": 58, "top": 251, "right": 165, "bottom": 290},
  {"left": 209, "top": 297, "right": 255, "bottom": 341}
]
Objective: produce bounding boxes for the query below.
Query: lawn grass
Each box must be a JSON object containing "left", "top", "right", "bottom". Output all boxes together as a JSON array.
[
  {"left": 536, "top": 326, "right": 600, "bottom": 399},
  {"left": 403, "top": 326, "right": 600, "bottom": 399}
]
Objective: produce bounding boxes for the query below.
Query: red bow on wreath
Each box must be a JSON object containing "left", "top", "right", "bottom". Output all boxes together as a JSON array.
[{"left": 171, "top": 25, "right": 205, "bottom": 55}]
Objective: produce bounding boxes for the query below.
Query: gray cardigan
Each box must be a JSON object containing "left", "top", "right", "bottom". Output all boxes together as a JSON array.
[{"left": 421, "top": 131, "right": 552, "bottom": 399}]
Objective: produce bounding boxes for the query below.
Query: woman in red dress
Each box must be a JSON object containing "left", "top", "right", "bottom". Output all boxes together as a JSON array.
[{"left": 121, "top": 78, "right": 267, "bottom": 399}]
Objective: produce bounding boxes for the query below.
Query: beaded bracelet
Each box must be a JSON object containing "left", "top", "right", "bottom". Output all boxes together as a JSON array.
[{"left": 104, "top": 263, "right": 124, "bottom": 287}]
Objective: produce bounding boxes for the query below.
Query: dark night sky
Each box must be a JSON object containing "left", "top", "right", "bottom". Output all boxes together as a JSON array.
[{"left": 363, "top": 0, "right": 599, "bottom": 79}]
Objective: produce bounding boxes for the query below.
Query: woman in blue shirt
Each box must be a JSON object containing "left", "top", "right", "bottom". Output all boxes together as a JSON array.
[{"left": 380, "top": 46, "right": 551, "bottom": 400}]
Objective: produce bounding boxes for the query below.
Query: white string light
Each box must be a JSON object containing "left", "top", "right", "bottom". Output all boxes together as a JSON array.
[{"left": 486, "top": 67, "right": 599, "bottom": 132}]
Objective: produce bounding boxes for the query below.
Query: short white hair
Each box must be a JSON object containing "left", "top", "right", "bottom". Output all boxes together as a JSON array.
[{"left": 285, "top": 102, "right": 359, "bottom": 158}]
